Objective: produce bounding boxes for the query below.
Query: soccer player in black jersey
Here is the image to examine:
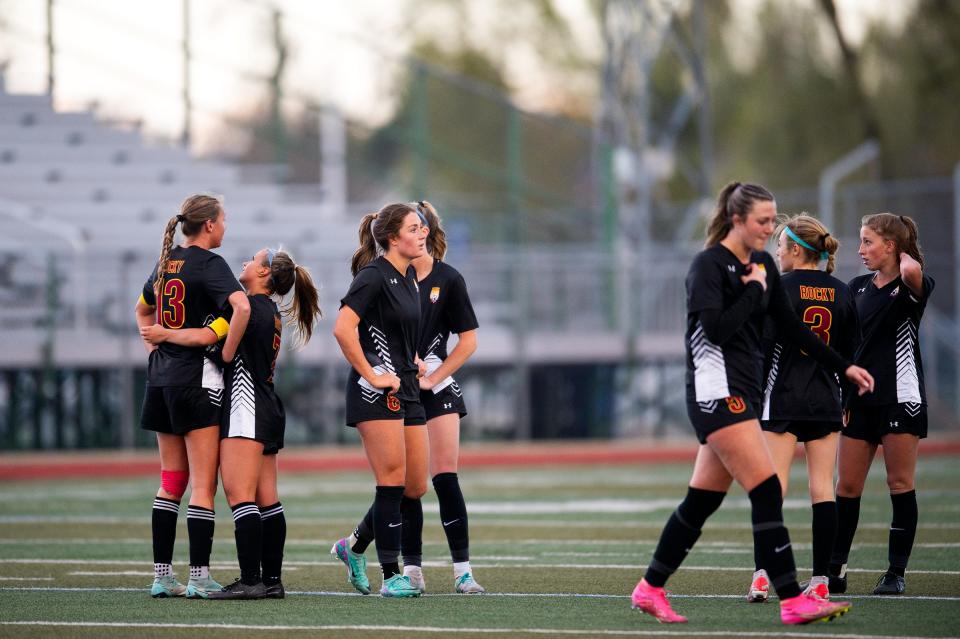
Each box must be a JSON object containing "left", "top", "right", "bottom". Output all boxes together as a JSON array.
[
  {"left": 828, "top": 213, "right": 933, "bottom": 596},
  {"left": 631, "top": 182, "right": 873, "bottom": 626},
  {"left": 142, "top": 247, "right": 320, "bottom": 600},
  {"left": 744, "top": 214, "right": 859, "bottom": 604},
  {"left": 332, "top": 203, "right": 428, "bottom": 598},
  {"left": 134, "top": 194, "right": 251, "bottom": 598},
  {"left": 333, "top": 202, "right": 485, "bottom": 595}
]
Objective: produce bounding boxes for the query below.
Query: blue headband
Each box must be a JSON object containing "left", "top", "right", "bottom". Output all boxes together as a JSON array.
[
  {"left": 412, "top": 202, "right": 429, "bottom": 227},
  {"left": 266, "top": 248, "right": 276, "bottom": 267},
  {"left": 784, "top": 226, "right": 829, "bottom": 261}
]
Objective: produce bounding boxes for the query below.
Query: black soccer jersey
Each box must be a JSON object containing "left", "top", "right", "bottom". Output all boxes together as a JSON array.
[
  {"left": 685, "top": 244, "right": 850, "bottom": 405},
  {"left": 141, "top": 245, "right": 241, "bottom": 387},
  {"left": 847, "top": 273, "right": 935, "bottom": 409},
  {"left": 417, "top": 259, "right": 479, "bottom": 360},
  {"left": 223, "top": 294, "right": 285, "bottom": 442},
  {"left": 761, "top": 270, "right": 859, "bottom": 422},
  {"left": 340, "top": 256, "right": 422, "bottom": 401}
]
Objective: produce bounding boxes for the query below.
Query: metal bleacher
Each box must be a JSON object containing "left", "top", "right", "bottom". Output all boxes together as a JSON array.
[{"left": 0, "top": 80, "right": 365, "bottom": 360}]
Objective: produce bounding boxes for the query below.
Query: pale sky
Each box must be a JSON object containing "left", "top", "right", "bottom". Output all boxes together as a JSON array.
[{"left": 0, "top": 0, "right": 916, "bottom": 153}]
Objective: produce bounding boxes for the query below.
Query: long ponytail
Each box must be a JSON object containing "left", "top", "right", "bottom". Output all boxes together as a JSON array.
[
  {"left": 418, "top": 200, "right": 447, "bottom": 260},
  {"left": 154, "top": 215, "right": 180, "bottom": 300},
  {"left": 267, "top": 250, "right": 321, "bottom": 349},
  {"left": 351, "top": 213, "right": 379, "bottom": 276}
]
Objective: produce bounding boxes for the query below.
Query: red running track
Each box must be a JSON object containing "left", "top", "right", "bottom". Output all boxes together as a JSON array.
[{"left": 2, "top": 439, "right": 959, "bottom": 481}]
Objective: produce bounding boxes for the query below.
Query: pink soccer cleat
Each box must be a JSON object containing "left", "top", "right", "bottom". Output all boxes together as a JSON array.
[
  {"left": 631, "top": 579, "right": 688, "bottom": 623},
  {"left": 780, "top": 592, "right": 851, "bottom": 625}
]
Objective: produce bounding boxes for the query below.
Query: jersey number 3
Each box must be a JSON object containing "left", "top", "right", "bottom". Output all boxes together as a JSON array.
[
  {"left": 802, "top": 305, "right": 832, "bottom": 346},
  {"left": 161, "top": 278, "right": 186, "bottom": 329}
]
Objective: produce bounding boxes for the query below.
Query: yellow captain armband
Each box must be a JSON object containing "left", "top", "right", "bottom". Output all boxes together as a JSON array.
[
  {"left": 208, "top": 317, "right": 230, "bottom": 340},
  {"left": 138, "top": 293, "right": 155, "bottom": 308}
]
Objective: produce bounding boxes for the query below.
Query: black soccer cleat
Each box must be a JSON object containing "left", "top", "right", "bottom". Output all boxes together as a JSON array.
[
  {"left": 264, "top": 580, "right": 285, "bottom": 599},
  {"left": 827, "top": 572, "right": 847, "bottom": 594},
  {"left": 207, "top": 578, "right": 267, "bottom": 600},
  {"left": 872, "top": 571, "right": 905, "bottom": 595}
]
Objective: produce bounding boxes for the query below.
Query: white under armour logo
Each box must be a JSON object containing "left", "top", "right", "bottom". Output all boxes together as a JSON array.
[
  {"left": 727, "top": 265, "right": 736, "bottom": 273},
  {"left": 390, "top": 278, "right": 398, "bottom": 284},
  {"left": 443, "top": 403, "right": 452, "bottom": 409},
  {"left": 890, "top": 421, "right": 899, "bottom": 428}
]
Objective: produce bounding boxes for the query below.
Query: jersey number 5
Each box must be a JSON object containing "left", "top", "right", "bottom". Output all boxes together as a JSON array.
[
  {"left": 802, "top": 305, "right": 832, "bottom": 347},
  {"left": 161, "top": 278, "right": 186, "bottom": 329}
]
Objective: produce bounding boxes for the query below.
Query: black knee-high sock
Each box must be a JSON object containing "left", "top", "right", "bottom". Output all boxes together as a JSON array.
[
  {"left": 373, "top": 486, "right": 404, "bottom": 578},
  {"left": 749, "top": 475, "right": 801, "bottom": 599},
  {"left": 829, "top": 495, "right": 861, "bottom": 577},
  {"left": 811, "top": 501, "right": 837, "bottom": 577},
  {"left": 888, "top": 491, "right": 918, "bottom": 577},
  {"left": 352, "top": 505, "right": 375, "bottom": 554},
  {"left": 400, "top": 496, "right": 423, "bottom": 567},
  {"left": 152, "top": 497, "right": 180, "bottom": 571},
  {"left": 433, "top": 472, "right": 470, "bottom": 562},
  {"left": 260, "top": 502, "right": 285, "bottom": 585},
  {"left": 643, "top": 486, "right": 726, "bottom": 587},
  {"left": 231, "top": 502, "right": 262, "bottom": 585},
  {"left": 186, "top": 505, "right": 215, "bottom": 574}
]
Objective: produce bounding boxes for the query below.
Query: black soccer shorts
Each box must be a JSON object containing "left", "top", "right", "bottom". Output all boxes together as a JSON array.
[
  {"left": 843, "top": 403, "right": 928, "bottom": 445},
  {"left": 140, "top": 386, "right": 222, "bottom": 435},
  {"left": 421, "top": 381, "right": 467, "bottom": 421},
  {"left": 686, "top": 394, "right": 761, "bottom": 444}
]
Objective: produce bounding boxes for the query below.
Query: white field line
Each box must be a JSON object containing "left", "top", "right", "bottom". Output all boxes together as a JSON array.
[
  {"left": 67, "top": 570, "right": 153, "bottom": 577},
  {"left": 2, "top": 515, "right": 958, "bottom": 532},
  {"left": 2, "top": 538, "right": 960, "bottom": 550},
  {"left": 6, "top": 621, "right": 953, "bottom": 639},
  {"left": 0, "top": 576, "right": 54, "bottom": 581},
  {"left": 1, "top": 558, "right": 958, "bottom": 575},
  {"left": 2, "top": 588, "right": 960, "bottom": 603}
]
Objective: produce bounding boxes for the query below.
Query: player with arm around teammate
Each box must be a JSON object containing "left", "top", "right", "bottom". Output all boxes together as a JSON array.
[
  {"left": 331, "top": 203, "right": 429, "bottom": 598},
  {"left": 828, "top": 213, "right": 934, "bottom": 596},
  {"left": 630, "top": 182, "right": 873, "bottom": 626},
  {"left": 135, "top": 194, "right": 250, "bottom": 598},
  {"left": 745, "top": 214, "right": 859, "bottom": 603},
  {"left": 332, "top": 201, "right": 485, "bottom": 595},
  {"left": 142, "top": 247, "right": 320, "bottom": 599}
]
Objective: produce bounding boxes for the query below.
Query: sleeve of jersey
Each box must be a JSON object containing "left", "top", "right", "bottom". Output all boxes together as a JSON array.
[
  {"left": 685, "top": 252, "right": 725, "bottom": 313},
  {"left": 140, "top": 266, "right": 158, "bottom": 307},
  {"left": 204, "top": 255, "right": 244, "bottom": 309},
  {"left": 769, "top": 273, "right": 849, "bottom": 375},
  {"left": 906, "top": 274, "right": 935, "bottom": 306},
  {"left": 340, "top": 267, "right": 381, "bottom": 317},
  {"left": 446, "top": 274, "right": 479, "bottom": 333}
]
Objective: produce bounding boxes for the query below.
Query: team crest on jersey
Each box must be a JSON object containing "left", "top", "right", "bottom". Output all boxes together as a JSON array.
[
  {"left": 725, "top": 396, "right": 747, "bottom": 414},
  {"left": 430, "top": 287, "right": 440, "bottom": 303},
  {"left": 386, "top": 395, "right": 401, "bottom": 412}
]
